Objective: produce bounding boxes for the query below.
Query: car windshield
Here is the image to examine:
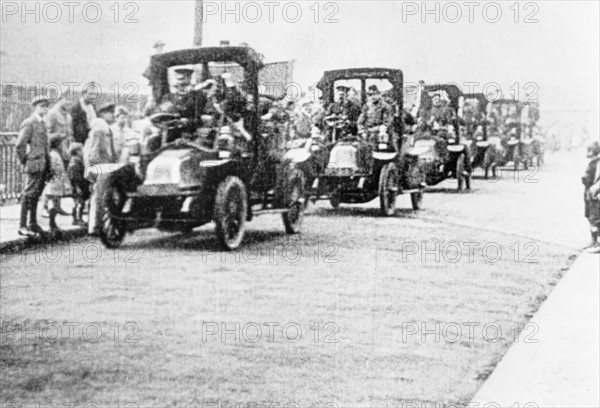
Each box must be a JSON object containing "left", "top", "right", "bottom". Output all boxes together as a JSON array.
[
  {"left": 168, "top": 62, "right": 247, "bottom": 93},
  {"left": 332, "top": 78, "right": 394, "bottom": 106},
  {"left": 464, "top": 98, "right": 482, "bottom": 114},
  {"left": 427, "top": 89, "right": 451, "bottom": 104},
  {"left": 333, "top": 79, "right": 361, "bottom": 104}
]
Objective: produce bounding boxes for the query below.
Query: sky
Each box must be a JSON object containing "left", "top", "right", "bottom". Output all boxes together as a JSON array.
[{"left": 1, "top": 0, "right": 599, "bottom": 118}]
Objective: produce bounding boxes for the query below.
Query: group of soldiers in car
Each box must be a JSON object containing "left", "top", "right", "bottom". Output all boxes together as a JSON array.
[
  {"left": 312, "top": 84, "right": 397, "bottom": 142},
  {"left": 143, "top": 67, "right": 253, "bottom": 151}
]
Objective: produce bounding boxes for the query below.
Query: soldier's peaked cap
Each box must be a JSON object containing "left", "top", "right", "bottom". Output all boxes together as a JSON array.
[{"left": 173, "top": 67, "right": 195, "bottom": 76}]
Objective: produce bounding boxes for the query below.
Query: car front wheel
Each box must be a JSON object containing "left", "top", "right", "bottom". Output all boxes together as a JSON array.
[
  {"left": 214, "top": 176, "right": 248, "bottom": 251},
  {"left": 379, "top": 162, "right": 399, "bottom": 216},
  {"left": 99, "top": 179, "right": 127, "bottom": 249},
  {"left": 282, "top": 167, "right": 306, "bottom": 234}
]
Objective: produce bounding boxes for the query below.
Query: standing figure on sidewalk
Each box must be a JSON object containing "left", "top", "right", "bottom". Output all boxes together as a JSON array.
[
  {"left": 582, "top": 141, "right": 600, "bottom": 253},
  {"left": 67, "top": 143, "right": 89, "bottom": 226},
  {"left": 110, "top": 106, "right": 132, "bottom": 162},
  {"left": 42, "top": 135, "right": 73, "bottom": 235},
  {"left": 84, "top": 103, "right": 118, "bottom": 235},
  {"left": 15, "top": 96, "right": 51, "bottom": 237},
  {"left": 42, "top": 98, "right": 74, "bottom": 217},
  {"left": 71, "top": 87, "right": 97, "bottom": 144}
]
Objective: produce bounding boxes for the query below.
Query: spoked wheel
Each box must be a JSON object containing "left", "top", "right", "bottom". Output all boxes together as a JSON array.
[
  {"left": 214, "top": 176, "right": 248, "bottom": 251},
  {"left": 456, "top": 154, "right": 467, "bottom": 192},
  {"left": 99, "top": 180, "right": 127, "bottom": 249},
  {"left": 329, "top": 195, "right": 340, "bottom": 209},
  {"left": 282, "top": 168, "right": 307, "bottom": 234},
  {"left": 410, "top": 189, "right": 424, "bottom": 211},
  {"left": 379, "top": 162, "right": 399, "bottom": 216}
]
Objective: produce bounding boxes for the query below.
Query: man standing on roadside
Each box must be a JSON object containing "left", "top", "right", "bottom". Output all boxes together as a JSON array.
[
  {"left": 110, "top": 106, "right": 132, "bottom": 162},
  {"left": 582, "top": 141, "right": 600, "bottom": 253},
  {"left": 16, "top": 96, "right": 51, "bottom": 237},
  {"left": 71, "top": 87, "right": 98, "bottom": 144},
  {"left": 84, "top": 102, "right": 118, "bottom": 235}
]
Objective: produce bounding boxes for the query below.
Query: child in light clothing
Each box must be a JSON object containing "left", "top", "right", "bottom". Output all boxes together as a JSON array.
[{"left": 43, "top": 135, "right": 72, "bottom": 233}]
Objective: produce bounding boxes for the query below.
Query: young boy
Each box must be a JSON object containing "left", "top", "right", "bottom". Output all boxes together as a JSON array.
[
  {"left": 67, "top": 143, "right": 89, "bottom": 226},
  {"left": 43, "top": 135, "right": 72, "bottom": 234}
]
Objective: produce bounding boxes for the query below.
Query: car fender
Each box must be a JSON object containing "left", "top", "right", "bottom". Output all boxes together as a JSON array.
[
  {"left": 447, "top": 145, "right": 465, "bottom": 153},
  {"left": 283, "top": 148, "right": 311, "bottom": 163},
  {"left": 373, "top": 152, "right": 397, "bottom": 161}
]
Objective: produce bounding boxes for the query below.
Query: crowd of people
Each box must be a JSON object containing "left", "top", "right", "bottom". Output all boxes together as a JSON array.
[{"left": 15, "top": 90, "right": 135, "bottom": 237}]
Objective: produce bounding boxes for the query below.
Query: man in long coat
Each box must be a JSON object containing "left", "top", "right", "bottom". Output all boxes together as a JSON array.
[{"left": 16, "top": 96, "right": 51, "bottom": 236}]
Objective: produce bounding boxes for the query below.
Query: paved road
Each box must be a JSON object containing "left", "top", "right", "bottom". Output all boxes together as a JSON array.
[{"left": 0, "top": 149, "right": 589, "bottom": 406}]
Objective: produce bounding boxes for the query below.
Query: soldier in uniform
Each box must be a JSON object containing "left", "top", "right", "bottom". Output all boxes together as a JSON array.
[
  {"left": 16, "top": 96, "right": 52, "bottom": 237},
  {"left": 357, "top": 85, "right": 393, "bottom": 135},
  {"left": 582, "top": 141, "right": 600, "bottom": 252},
  {"left": 326, "top": 85, "right": 362, "bottom": 136},
  {"left": 157, "top": 68, "right": 207, "bottom": 138},
  {"left": 356, "top": 85, "right": 394, "bottom": 171}
]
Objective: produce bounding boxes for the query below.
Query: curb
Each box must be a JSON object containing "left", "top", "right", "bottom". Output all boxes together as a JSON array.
[{"left": 0, "top": 227, "right": 88, "bottom": 256}]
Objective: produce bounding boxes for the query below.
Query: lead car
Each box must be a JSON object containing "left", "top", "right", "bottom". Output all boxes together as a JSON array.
[{"left": 97, "top": 46, "right": 307, "bottom": 250}]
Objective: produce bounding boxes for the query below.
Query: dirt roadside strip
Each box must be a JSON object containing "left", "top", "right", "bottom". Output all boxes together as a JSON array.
[{"left": 471, "top": 252, "right": 600, "bottom": 408}]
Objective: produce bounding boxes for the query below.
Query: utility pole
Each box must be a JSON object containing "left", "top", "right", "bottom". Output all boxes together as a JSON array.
[{"left": 194, "top": 0, "right": 203, "bottom": 47}]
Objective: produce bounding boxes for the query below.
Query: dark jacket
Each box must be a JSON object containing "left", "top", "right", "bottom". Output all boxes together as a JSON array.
[
  {"left": 71, "top": 100, "right": 95, "bottom": 144},
  {"left": 16, "top": 114, "right": 49, "bottom": 174},
  {"left": 582, "top": 157, "right": 600, "bottom": 220},
  {"left": 160, "top": 90, "right": 207, "bottom": 131},
  {"left": 582, "top": 157, "right": 600, "bottom": 189}
]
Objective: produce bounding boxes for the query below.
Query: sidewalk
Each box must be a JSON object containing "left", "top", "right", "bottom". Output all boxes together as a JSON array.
[
  {"left": 471, "top": 253, "right": 600, "bottom": 408},
  {"left": 0, "top": 199, "right": 87, "bottom": 253}
]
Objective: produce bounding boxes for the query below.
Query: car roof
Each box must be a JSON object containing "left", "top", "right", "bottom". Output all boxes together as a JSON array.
[
  {"left": 423, "top": 84, "right": 463, "bottom": 101},
  {"left": 317, "top": 67, "right": 404, "bottom": 90},
  {"left": 463, "top": 93, "right": 489, "bottom": 108},
  {"left": 150, "top": 46, "right": 264, "bottom": 72},
  {"left": 146, "top": 46, "right": 264, "bottom": 103}
]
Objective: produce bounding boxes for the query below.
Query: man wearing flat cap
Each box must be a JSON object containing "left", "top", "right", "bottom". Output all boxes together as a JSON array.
[
  {"left": 84, "top": 102, "right": 117, "bottom": 169},
  {"left": 16, "top": 96, "right": 52, "bottom": 236},
  {"left": 83, "top": 102, "right": 118, "bottom": 235},
  {"left": 153, "top": 40, "right": 166, "bottom": 55}
]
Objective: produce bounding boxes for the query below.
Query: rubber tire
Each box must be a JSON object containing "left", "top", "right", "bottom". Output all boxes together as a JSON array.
[
  {"left": 411, "top": 190, "right": 423, "bottom": 211},
  {"left": 282, "top": 167, "right": 306, "bottom": 234},
  {"left": 214, "top": 176, "right": 248, "bottom": 251},
  {"left": 379, "top": 162, "right": 399, "bottom": 217},
  {"left": 456, "top": 154, "right": 466, "bottom": 192},
  {"left": 99, "top": 179, "right": 127, "bottom": 249},
  {"left": 330, "top": 195, "right": 340, "bottom": 209}
]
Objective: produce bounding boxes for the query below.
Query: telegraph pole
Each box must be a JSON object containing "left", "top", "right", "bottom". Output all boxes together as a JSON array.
[{"left": 194, "top": 0, "right": 203, "bottom": 46}]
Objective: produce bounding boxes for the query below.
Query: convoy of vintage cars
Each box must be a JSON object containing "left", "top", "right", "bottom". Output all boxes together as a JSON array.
[{"left": 95, "top": 44, "right": 543, "bottom": 250}]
